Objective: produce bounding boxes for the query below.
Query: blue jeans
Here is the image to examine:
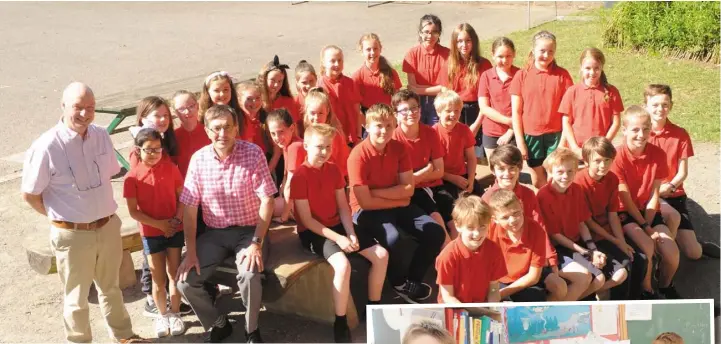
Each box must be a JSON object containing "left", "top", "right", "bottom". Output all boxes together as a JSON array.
[{"left": 420, "top": 95, "right": 439, "bottom": 126}]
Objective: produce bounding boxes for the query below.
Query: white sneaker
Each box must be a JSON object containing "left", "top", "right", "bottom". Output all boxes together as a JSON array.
[
  {"left": 155, "top": 316, "right": 170, "bottom": 338},
  {"left": 167, "top": 312, "right": 186, "bottom": 336}
]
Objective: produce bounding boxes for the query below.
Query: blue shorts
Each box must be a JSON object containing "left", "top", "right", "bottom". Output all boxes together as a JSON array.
[{"left": 142, "top": 231, "right": 185, "bottom": 255}]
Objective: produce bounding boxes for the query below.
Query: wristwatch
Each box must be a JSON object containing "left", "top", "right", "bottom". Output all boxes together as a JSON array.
[
  {"left": 251, "top": 236, "right": 263, "bottom": 245},
  {"left": 667, "top": 182, "right": 677, "bottom": 192}
]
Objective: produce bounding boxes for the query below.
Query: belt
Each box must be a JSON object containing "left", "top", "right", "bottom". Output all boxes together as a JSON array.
[{"left": 51, "top": 215, "right": 113, "bottom": 230}]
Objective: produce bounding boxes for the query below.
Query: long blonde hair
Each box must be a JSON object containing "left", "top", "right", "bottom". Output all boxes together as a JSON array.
[
  {"left": 448, "top": 23, "right": 484, "bottom": 89},
  {"left": 358, "top": 33, "right": 396, "bottom": 95},
  {"left": 302, "top": 87, "right": 344, "bottom": 138}
]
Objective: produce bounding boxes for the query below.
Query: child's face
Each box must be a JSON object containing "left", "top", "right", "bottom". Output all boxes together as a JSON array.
[
  {"left": 407, "top": 334, "right": 448, "bottom": 344},
  {"left": 208, "top": 79, "right": 232, "bottom": 105},
  {"left": 419, "top": 22, "right": 440, "bottom": 47},
  {"left": 533, "top": 38, "right": 556, "bottom": 69},
  {"left": 366, "top": 118, "right": 394, "bottom": 146},
  {"left": 492, "top": 45, "right": 515, "bottom": 70},
  {"left": 581, "top": 57, "right": 602, "bottom": 86},
  {"left": 266, "top": 70, "right": 285, "bottom": 98},
  {"left": 323, "top": 49, "right": 344, "bottom": 79},
  {"left": 304, "top": 133, "right": 333, "bottom": 167},
  {"left": 395, "top": 99, "right": 421, "bottom": 128},
  {"left": 173, "top": 94, "right": 198, "bottom": 128},
  {"left": 492, "top": 162, "right": 520, "bottom": 189},
  {"left": 645, "top": 94, "right": 673, "bottom": 123},
  {"left": 138, "top": 139, "right": 163, "bottom": 166},
  {"left": 437, "top": 103, "right": 461, "bottom": 129},
  {"left": 362, "top": 39, "right": 382, "bottom": 66},
  {"left": 142, "top": 106, "right": 171, "bottom": 133},
  {"left": 205, "top": 115, "right": 237, "bottom": 151},
  {"left": 492, "top": 201, "right": 524, "bottom": 233},
  {"left": 457, "top": 223, "right": 488, "bottom": 251},
  {"left": 239, "top": 88, "right": 262, "bottom": 117},
  {"left": 622, "top": 115, "right": 651, "bottom": 150},
  {"left": 586, "top": 152, "right": 613, "bottom": 180},
  {"left": 549, "top": 162, "right": 576, "bottom": 190},
  {"left": 305, "top": 101, "right": 329, "bottom": 125},
  {"left": 296, "top": 72, "right": 317, "bottom": 96},
  {"left": 268, "top": 120, "right": 295, "bottom": 148},
  {"left": 456, "top": 30, "right": 473, "bottom": 58}
]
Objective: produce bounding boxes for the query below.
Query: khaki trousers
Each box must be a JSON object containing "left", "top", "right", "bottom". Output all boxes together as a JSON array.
[{"left": 50, "top": 214, "right": 134, "bottom": 343}]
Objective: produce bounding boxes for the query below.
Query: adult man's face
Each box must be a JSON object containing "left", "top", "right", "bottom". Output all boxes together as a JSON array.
[
  {"left": 205, "top": 114, "right": 237, "bottom": 152},
  {"left": 61, "top": 83, "right": 96, "bottom": 135}
]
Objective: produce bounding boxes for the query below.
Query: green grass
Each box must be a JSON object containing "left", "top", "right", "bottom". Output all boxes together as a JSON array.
[{"left": 393, "top": 15, "right": 720, "bottom": 143}]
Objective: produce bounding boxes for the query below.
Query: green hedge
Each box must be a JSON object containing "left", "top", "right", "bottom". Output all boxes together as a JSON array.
[{"left": 602, "top": 2, "right": 720, "bottom": 64}]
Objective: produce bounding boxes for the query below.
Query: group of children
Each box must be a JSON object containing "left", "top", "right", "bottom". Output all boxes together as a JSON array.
[{"left": 119, "top": 13, "right": 718, "bottom": 342}]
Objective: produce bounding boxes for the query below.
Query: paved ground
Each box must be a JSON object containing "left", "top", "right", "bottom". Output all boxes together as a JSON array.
[{"left": 0, "top": 2, "right": 718, "bottom": 343}]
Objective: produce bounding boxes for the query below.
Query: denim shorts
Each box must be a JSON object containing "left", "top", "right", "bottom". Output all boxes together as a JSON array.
[{"left": 142, "top": 231, "right": 185, "bottom": 255}]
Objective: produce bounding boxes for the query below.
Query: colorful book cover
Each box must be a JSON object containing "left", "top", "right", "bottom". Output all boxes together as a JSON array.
[{"left": 473, "top": 317, "right": 481, "bottom": 344}]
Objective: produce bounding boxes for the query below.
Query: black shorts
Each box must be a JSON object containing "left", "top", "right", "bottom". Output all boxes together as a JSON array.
[
  {"left": 298, "top": 223, "right": 376, "bottom": 260},
  {"left": 554, "top": 244, "right": 605, "bottom": 278},
  {"left": 142, "top": 231, "right": 185, "bottom": 255},
  {"left": 481, "top": 133, "right": 516, "bottom": 150},
  {"left": 460, "top": 102, "right": 482, "bottom": 147},
  {"left": 594, "top": 240, "right": 632, "bottom": 280},
  {"left": 662, "top": 195, "right": 694, "bottom": 231},
  {"left": 618, "top": 211, "right": 665, "bottom": 228},
  {"left": 441, "top": 175, "right": 484, "bottom": 200},
  {"left": 410, "top": 186, "right": 455, "bottom": 223},
  {"left": 500, "top": 266, "right": 554, "bottom": 302}
]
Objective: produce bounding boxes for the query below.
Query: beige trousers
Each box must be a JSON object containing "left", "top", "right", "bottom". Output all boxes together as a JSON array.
[{"left": 50, "top": 214, "right": 134, "bottom": 343}]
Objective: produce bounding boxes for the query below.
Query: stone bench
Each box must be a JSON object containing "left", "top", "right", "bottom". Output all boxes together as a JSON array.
[{"left": 23, "top": 224, "right": 143, "bottom": 289}]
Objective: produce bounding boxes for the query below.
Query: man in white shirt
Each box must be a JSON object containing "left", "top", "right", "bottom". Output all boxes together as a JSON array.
[{"left": 21, "top": 82, "right": 145, "bottom": 343}]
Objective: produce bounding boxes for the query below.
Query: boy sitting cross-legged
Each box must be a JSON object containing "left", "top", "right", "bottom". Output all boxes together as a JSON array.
[
  {"left": 290, "top": 123, "right": 389, "bottom": 342},
  {"left": 435, "top": 195, "right": 506, "bottom": 303}
]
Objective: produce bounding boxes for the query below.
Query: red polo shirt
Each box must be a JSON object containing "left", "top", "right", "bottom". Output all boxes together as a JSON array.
[
  {"left": 351, "top": 65, "right": 402, "bottom": 108},
  {"left": 435, "top": 237, "right": 507, "bottom": 303},
  {"left": 509, "top": 64, "right": 574, "bottom": 135},
  {"left": 239, "top": 113, "right": 271, "bottom": 154},
  {"left": 489, "top": 218, "right": 547, "bottom": 284},
  {"left": 319, "top": 75, "right": 363, "bottom": 144},
  {"left": 402, "top": 44, "right": 450, "bottom": 86},
  {"left": 348, "top": 138, "right": 412, "bottom": 213},
  {"left": 123, "top": 159, "right": 184, "bottom": 237},
  {"left": 438, "top": 58, "right": 493, "bottom": 102},
  {"left": 392, "top": 124, "right": 445, "bottom": 188},
  {"left": 558, "top": 83, "right": 624, "bottom": 147},
  {"left": 272, "top": 95, "right": 301, "bottom": 124},
  {"left": 537, "top": 183, "right": 592, "bottom": 243},
  {"left": 647, "top": 120, "right": 694, "bottom": 198},
  {"left": 433, "top": 122, "right": 475, "bottom": 176},
  {"left": 610, "top": 143, "right": 669, "bottom": 211},
  {"left": 478, "top": 66, "right": 521, "bottom": 137},
  {"left": 290, "top": 162, "right": 346, "bottom": 233},
  {"left": 175, "top": 124, "right": 211, "bottom": 178},
  {"left": 575, "top": 169, "right": 620, "bottom": 229},
  {"left": 330, "top": 131, "right": 350, "bottom": 177},
  {"left": 283, "top": 137, "right": 306, "bottom": 174}
]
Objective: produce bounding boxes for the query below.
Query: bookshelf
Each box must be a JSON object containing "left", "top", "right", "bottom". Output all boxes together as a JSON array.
[{"left": 444, "top": 307, "right": 506, "bottom": 344}]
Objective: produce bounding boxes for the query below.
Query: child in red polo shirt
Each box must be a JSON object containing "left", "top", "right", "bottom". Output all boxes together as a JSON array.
[
  {"left": 487, "top": 190, "right": 567, "bottom": 301},
  {"left": 432, "top": 90, "right": 483, "bottom": 199},
  {"left": 124, "top": 128, "right": 185, "bottom": 337},
  {"left": 349, "top": 104, "right": 446, "bottom": 303},
  {"left": 295, "top": 60, "right": 318, "bottom": 115},
  {"left": 302, "top": 88, "right": 350, "bottom": 178},
  {"left": 259, "top": 55, "right": 301, "bottom": 124},
  {"left": 172, "top": 91, "right": 211, "bottom": 179},
  {"left": 267, "top": 109, "right": 306, "bottom": 223},
  {"left": 438, "top": 23, "right": 493, "bottom": 158},
  {"left": 392, "top": 89, "right": 454, "bottom": 241},
  {"left": 559, "top": 48, "right": 624, "bottom": 159},
  {"left": 129, "top": 96, "right": 179, "bottom": 169},
  {"left": 320, "top": 45, "right": 364, "bottom": 146},
  {"left": 403, "top": 14, "right": 449, "bottom": 126},
  {"left": 353, "top": 33, "right": 402, "bottom": 113},
  {"left": 478, "top": 37, "right": 520, "bottom": 159},
  {"left": 198, "top": 71, "right": 244, "bottom": 127},
  {"left": 645, "top": 84, "right": 720, "bottom": 260},
  {"left": 290, "top": 123, "right": 388, "bottom": 343},
  {"left": 610, "top": 105, "right": 681, "bottom": 299},
  {"left": 510, "top": 30, "right": 574, "bottom": 189},
  {"left": 435, "top": 195, "right": 506, "bottom": 303},
  {"left": 538, "top": 148, "right": 609, "bottom": 301},
  {"left": 576, "top": 137, "right": 642, "bottom": 300}
]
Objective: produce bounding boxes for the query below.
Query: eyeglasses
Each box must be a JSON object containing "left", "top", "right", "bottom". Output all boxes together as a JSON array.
[
  {"left": 206, "top": 125, "right": 234, "bottom": 135},
  {"left": 62, "top": 148, "right": 102, "bottom": 192},
  {"left": 139, "top": 147, "right": 163, "bottom": 155},
  {"left": 174, "top": 104, "right": 198, "bottom": 114},
  {"left": 420, "top": 30, "right": 440, "bottom": 37},
  {"left": 396, "top": 106, "right": 420, "bottom": 116}
]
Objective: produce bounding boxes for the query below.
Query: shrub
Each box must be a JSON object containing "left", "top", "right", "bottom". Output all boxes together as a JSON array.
[{"left": 602, "top": 2, "right": 720, "bottom": 64}]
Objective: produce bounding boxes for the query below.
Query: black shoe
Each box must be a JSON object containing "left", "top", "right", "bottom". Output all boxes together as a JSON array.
[
  {"left": 334, "top": 320, "right": 352, "bottom": 343},
  {"left": 245, "top": 329, "right": 264, "bottom": 343},
  {"left": 701, "top": 242, "right": 720, "bottom": 259},
  {"left": 179, "top": 303, "right": 193, "bottom": 315},
  {"left": 393, "top": 280, "right": 432, "bottom": 304},
  {"left": 143, "top": 300, "right": 158, "bottom": 318},
  {"left": 658, "top": 284, "right": 682, "bottom": 299},
  {"left": 205, "top": 317, "right": 233, "bottom": 343},
  {"left": 639, "top": 290, "right": 661, "bottom": 300}
]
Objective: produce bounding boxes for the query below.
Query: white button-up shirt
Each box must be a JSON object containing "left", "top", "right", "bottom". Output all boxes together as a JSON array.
[{"left": 22, "top": 121, "right": 120, "bottom": 222}]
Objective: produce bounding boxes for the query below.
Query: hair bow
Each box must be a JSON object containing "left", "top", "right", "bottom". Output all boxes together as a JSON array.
[{"left": 271, "top": 55, "right": 290, "bottom": 70}]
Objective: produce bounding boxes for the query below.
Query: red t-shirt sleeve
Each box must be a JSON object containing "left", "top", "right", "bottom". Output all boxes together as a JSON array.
[
  {"left": 286, "top": 143, "right": 307, "bottom": 173},
  {"left": 392, "top": 69, "right": 403, "bottom": 90},
  {"left": 348, "top": 150, "right": 369, "bottom": 187},
  {"left": 558, "top": 87, "right": 574, "bottom": 117},
  {"left": 544, "top": 234, "right": 559, "bottom": 266},
  {"left": 478, "top": 71, "right": 491, "bottom": 98},
  {"left": 610, "top": 86, "right": 624, "bottom": 114},
  {"left": 610, "top": 152, "right": 626, "bottom": 185},
  {"left": 402, "top": 48, "right": 418, "bottom": 75},
  {"left": 289, "top": 169, "right": 308, "bottom": 200},
  {"left": 429, "top": 128, "right": 445, "bottom": 160},
  {"left": 397, "top": 142, "right": 413, "bottom": 173},
  {"left": 435, "top": 248, "right": 456, "bottom": 286},
  {"left": 509, "top": 70, "right": 524, "bottom": 96},
  {"left": 490, "top": 243, "right": 508, "bottom": 281},
  {"left": 680, "top": 131, "right": 694, "bottom": 159},
  {"left": 123, "top": 172, "right": 137, "bottom": 199}
]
